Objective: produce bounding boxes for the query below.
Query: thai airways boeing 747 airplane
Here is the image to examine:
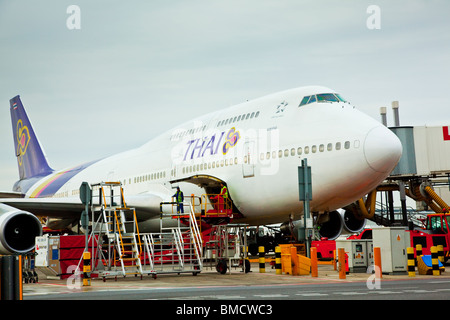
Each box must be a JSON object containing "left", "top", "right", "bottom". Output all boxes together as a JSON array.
[{"left": 0, "top": 86, "right": 402, "bottom": 254}]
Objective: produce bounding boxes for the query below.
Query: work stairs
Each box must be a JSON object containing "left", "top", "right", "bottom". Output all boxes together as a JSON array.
[
  {"left": 92, "top": 182, "right": 143, "bottom": 277},
  {"left": 143, "top": 200, "right": 203, "bottom": 277}
]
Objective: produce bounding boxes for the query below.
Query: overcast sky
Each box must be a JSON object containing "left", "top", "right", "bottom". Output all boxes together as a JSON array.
[{"left": 0, "top": 0, "right": 449, "bottom": 191}]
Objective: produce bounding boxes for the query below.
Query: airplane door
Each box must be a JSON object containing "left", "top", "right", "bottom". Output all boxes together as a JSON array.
[{"left": 242, "top": 140, "right": 255, "bottom": 178}]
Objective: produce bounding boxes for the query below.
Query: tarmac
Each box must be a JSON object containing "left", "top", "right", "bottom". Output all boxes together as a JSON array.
[{"left": 23, "top": 260, "right": 450, "bottom": 298}]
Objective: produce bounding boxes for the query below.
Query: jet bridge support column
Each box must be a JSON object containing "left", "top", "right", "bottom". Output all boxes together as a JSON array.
[{"left": 399, "top": 181, "right": 408, "bottom": 226}]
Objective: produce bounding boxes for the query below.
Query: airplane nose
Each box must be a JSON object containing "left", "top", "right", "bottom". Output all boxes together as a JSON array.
[{"left": 363, "top": 126, "right": 402, "bottom": 173}]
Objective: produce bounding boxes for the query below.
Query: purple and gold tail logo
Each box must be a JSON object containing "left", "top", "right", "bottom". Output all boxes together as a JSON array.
[{"left": 16, "top": 119, "right": 30, "bottom": 166}]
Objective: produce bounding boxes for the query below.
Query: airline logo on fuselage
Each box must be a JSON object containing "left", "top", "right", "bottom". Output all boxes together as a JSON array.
[
  {"left": 183, "top": 127, "right": 240, "bottom": 161},
  {"left": 16, "top": 119, "right": 30, "bottom": 166}
]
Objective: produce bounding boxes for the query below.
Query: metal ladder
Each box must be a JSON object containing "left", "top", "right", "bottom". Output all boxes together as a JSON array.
[{"left": 95, "top": 182, "right": 143, "bottom": 277}]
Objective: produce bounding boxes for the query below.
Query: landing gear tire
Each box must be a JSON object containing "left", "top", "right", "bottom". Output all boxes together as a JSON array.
[
  {"left": 216, "top": 260, "right": 228, "bottom": 274},
  {"left": 245, "top": 259, "right": 251, "bottom": 273}
]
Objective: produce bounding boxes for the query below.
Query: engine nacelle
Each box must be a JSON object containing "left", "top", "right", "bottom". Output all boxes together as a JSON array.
[
  {"left": 340, "top": 208, "right": 366, "bottom": 234},
  {"left": 317, "top": 210, "right": 344, "bottom": 240},
  {"left": 317, "top": 209, "right": 366, "bottom": 240},
  {"left": 281, "top": 208, "right": 367, "bottom": 241},
  {"left": 0, "top": 204, "right": 43, "bottom": 254}
]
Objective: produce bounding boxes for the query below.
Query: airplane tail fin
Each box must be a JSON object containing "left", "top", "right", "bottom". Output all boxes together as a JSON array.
[{"left": 9, "top": 96, "right": 54, "bottom": 180}]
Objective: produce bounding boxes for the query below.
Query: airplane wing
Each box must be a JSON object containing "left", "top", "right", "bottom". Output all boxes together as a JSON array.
[
  {"left": 0, "top": 192, "right": 164, "bottom": 219},
  {"left": 0, "top": 191, "right": 25, "bottom": 199},
  {"left": 0, "top": 197, "right": 84, "bottom": 218}
]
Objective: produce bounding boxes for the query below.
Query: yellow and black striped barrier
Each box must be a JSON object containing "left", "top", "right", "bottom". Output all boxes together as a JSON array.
[
  {"left": 83, "top": 251, "right": 91, "bottom": 286},
  {"left": 407, "top": 247, "right": 415, "bottom": 277},
  {"left": 415, "top": 244, "right": 422, "bottom": 266},
  {"left": 275, "top": 246, "right": 281, "bottom": 275},
  {"left": 437, "top": 245, "right": 444, "bottom": 264},
  {"left": 431, "top": 246, "right": 440, "bottom": 276},
  {"left": 259, "top": 246, "right": 265, "bottom": 273}
]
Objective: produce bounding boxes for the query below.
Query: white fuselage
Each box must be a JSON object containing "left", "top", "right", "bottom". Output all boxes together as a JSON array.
[{"left": 25, "top": 86, "right": 402, "bottom": 227}]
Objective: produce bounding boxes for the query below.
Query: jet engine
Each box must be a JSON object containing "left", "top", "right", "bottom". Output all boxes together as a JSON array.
[
  {"left": 317, "top": 209, "right": 366, "bottom": 240},
  {"left": 282, "top": 208, "right": 366, "bottom": 241},
  {"left": 0, "top": 204, "right": 42, "bottom": 254}
]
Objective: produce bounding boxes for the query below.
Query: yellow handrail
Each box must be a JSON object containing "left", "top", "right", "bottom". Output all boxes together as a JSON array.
[{"left": 113, "top": 209, "right": 126, "bottom": 257}]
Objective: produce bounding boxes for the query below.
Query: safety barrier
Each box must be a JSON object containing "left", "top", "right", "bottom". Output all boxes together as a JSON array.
[
  {"left": 374, "top": 247, "right": 382, "bottom": 279},
  {"left": 338, "top": 248, "right": 346, "bottom": 279},
  {"left": 83, "top": 251, "right": 91, "bottom": 286},
  {"left": 259, "top": 246, "right": 265, "bottom": 273},
  {"left": 0, "top": 255, "right": 22, "bottom": 300},
  {"left": 437, "top": 245, "right": 444, "bottom": 264},
  {"left": 431, "top": 246, "right": 440, "bottom": 276},
  {"left": 415, "top": 244, "right": 422, "bottom": 266},
  {"left": 310, "top": 247, "right": 318, "bottom": 277},
  {"left": 407, "top": 247, "right": 415, "bottom": 277},
  {"left": 417, "top": 253, "right": 445, "bottom": 275},
  {"left": 277, "top": 245, "right": 310, "bottom": 276},
  {"left": 275, "top": 247, "right": 282, "bottom": 275}
]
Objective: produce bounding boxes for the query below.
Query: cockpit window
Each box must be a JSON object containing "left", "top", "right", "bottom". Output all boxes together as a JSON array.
[
  {"left": 335, "top": 94, "right": 347, "bottom": 103},
  {"left": 300, "top": 96, "right": 309, "bottom": 106},
  {"left": 299, "top": 93, "right": 347, "bottom": 107},
  {"left": 317, "top": 93, "right": 339, "bottom": 102}
]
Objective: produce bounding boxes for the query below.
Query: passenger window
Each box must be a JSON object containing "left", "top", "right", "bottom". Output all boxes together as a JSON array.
[
  {"left": 305, "top": 146, "right": 310, "bottom": 154},
  {"left": 284, "top": 149, "right": 289, "bottom": 157},
  {"left": 278, "top": 150, "right": 283, "bottom": 158},
  {"left": 266, "top": 152, "right": 270, "bottom": 160},
  {"left": 297, "top": 147, "right": 302, "bottom": 155},
  {"left": 345, "top": 141, "right": 350, "bottom": 149},
  {"left": 272, "top": 151, "right": 277, "bottom": 159},
  {"left": 319, "top": 144, "right": 324, "bottom": 152},
  {"left": 312, "top": 145, "right": 317, "bottom": 153},
  {"left": 327, "top": 143, "right": 332, "bottom": 151},
  {"left": 291, "top": 148, "right": 295, "bottom": 156},
  {"left": 251, "top": 112, "right": 255, "bottom": 118},
  {"left": 336, "top": 142, "right": 341, "bottom": 150},
  {"left": 255, "top": 111, "right": 260, "bottom": 118}
]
